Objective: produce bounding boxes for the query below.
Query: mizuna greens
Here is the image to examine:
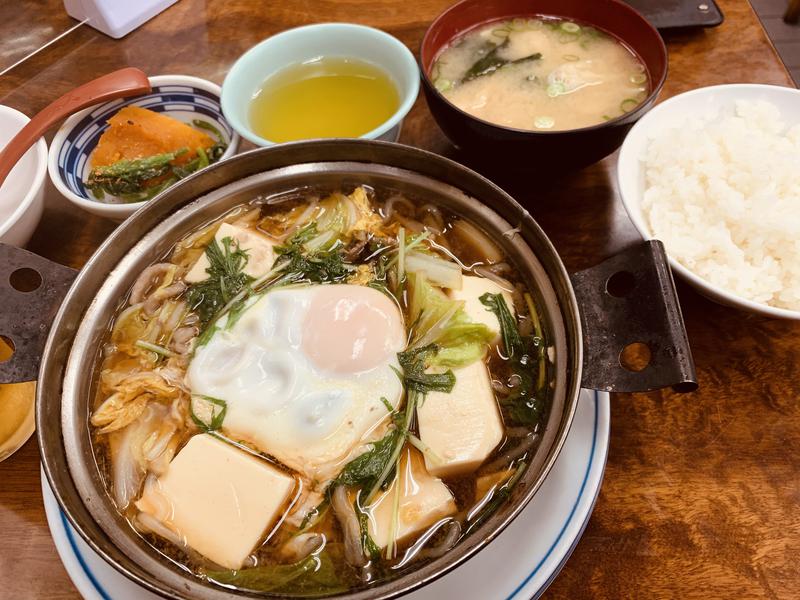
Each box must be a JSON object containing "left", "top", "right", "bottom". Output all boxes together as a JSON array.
[
  {"left": 480, "top": 292, "right": 548, "bottom": 426},
  {"left": 463, "top": 40, "right": 542, "bottom": 82}
]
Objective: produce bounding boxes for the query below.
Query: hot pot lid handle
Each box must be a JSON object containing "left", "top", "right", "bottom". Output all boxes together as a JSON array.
[
  {"left": 570, "top": 240, "right": 697, "bottom": 394},
  {"left": 0, "top": 243, "right": 77, "bottom": 384}
]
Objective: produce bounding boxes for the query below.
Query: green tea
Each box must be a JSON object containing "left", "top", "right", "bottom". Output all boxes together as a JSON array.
[{"left": 249, "top": 57, "right": 400, "bottom": 142}]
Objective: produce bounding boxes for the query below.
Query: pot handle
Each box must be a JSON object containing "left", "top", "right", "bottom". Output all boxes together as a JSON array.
[
  {"left": 570, "top": 240, "right": 697, "bottom": 393},
  {"left": 0, "top": 243, "right": 78, "bottom": 384}
]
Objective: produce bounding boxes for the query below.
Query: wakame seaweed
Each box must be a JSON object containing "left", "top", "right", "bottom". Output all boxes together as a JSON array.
[{"left": 463, "top": 39, "right": 542, "bottom": 82}]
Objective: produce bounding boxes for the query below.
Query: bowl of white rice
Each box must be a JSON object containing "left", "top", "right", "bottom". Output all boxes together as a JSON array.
[{"left": 617, "top": 84, "right": 800, "bottom": 320}]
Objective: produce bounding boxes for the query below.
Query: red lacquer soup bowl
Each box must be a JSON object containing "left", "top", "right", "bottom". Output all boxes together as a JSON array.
[{"left": 420, "top": 0, "right": 668, "bottom": 170}]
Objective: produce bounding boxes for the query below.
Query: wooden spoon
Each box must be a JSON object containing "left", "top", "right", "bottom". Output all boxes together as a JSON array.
[{"left": 0, "top": 67, "right": 151, "bottom": 191}]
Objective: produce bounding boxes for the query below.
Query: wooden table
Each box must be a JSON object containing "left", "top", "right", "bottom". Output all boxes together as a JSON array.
[{"left": 1, "top": 0, "right": 798, "bottom": 598}]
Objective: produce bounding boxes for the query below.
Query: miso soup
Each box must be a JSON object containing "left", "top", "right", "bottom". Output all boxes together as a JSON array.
[
  {"left": 89, "top": 186, "right": 553, "bottom": 595},
  {"left": 431, "top": 17, "right": 650, "bottom": 131}
]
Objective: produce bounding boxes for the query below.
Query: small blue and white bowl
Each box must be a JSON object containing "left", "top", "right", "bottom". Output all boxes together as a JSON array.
[
  {"left": 48, "top": 75, "right": 239, "bottom": 221},
  {"left": 221, "top": 23, "right": 420, "bottom": 147}
]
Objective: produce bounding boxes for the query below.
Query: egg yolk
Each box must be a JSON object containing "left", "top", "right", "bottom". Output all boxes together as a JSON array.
[{"left": 302, "top": 285, "right": 404, "bottom": 374}]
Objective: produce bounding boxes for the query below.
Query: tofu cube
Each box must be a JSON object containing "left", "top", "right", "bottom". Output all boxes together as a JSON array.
[
  {"left": 185, "top": 223, "right": 276, "bottom": 283},
  {"left": 135, "top": 434, "right": 295, "bottom": 569},
  {"left": 368, "top": 448, "right": 456, "bottom": 549},
  {"left": 417, "top": 360, "right": 504, "bottom": 478},
  {"left": 450, "top": 275, "right": 515, "bottom": 340}
]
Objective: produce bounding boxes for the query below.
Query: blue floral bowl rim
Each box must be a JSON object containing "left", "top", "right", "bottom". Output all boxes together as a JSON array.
[{"left": 47, "top": 74, "right": 240, "bottom": 218}]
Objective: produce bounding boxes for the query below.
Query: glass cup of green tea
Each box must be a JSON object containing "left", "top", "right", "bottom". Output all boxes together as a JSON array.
[{"left": 222, "top": 23, "right": 420, "bottom": 146}]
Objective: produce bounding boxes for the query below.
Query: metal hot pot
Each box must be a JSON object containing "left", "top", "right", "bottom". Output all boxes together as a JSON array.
[{"left": 0, "top": 140, "right": 696, "bottom": 599}]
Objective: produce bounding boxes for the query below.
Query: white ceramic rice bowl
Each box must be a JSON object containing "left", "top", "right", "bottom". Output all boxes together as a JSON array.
[{"left": 617, "top": 83, "right": 800, "bottom": 320}]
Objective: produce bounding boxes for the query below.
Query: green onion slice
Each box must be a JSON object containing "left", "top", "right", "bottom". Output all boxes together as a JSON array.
[
  {"left": 546, "top": 82, "right": 566, "bottom": 97},
  {"left": 620, "top": 98, "right": 639, "bottom": 113},
  {"left": 434, "top": 78, "right": 452, "bottom": 92}
]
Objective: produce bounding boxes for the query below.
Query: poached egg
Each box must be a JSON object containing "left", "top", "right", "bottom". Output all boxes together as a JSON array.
[{"left": 188, "top": 284, "right": 406, "bottom": 481}]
